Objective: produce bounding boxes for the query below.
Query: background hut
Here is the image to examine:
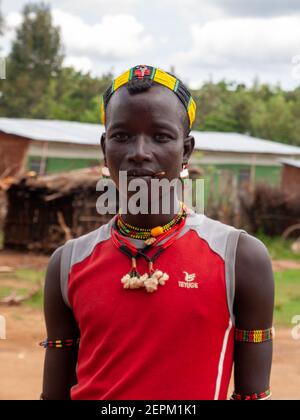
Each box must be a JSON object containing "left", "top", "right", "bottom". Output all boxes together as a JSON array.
[
  {"left": 4, "top": 167, "right": 117, "bottom": 253},
  {"left": 280, "top": 159, "right": 300, "bottom": 199}
]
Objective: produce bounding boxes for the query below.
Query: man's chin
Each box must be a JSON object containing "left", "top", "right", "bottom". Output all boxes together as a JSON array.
[{"left": 118, "top": 190, "right": 180, "bottom": 215}]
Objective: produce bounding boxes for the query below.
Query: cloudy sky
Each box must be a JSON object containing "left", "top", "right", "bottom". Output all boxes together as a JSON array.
[{"left": 1, "top": 0, "right": 300, "bottom": 89}]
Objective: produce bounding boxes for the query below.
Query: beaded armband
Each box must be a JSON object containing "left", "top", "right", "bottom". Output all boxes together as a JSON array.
[
  {"left": 230, "top": 389, "right": 272, "bottom": 401},
  {"left": 39, "top": 338, "right": 80, "bottom": 348},
  {"left": 235, "top": 328, "right": 273, "bottom": 343}
]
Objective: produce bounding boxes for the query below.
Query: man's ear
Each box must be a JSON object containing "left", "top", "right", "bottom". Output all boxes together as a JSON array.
[
  {"left": 100, "top": 133, "right": 107, "bottom": 164},
  {"left": 183, "top": 135, "right": 195, "bottom": 163}
]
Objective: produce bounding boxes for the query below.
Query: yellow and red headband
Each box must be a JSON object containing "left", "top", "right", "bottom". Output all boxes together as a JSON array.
[{"left": 100, "top": 64, "right": 197, "bottom": 128}]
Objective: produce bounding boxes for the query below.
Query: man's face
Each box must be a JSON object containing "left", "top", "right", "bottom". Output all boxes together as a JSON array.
[{"left": 101, "top": 84, "right": 194, "bottom": 201}]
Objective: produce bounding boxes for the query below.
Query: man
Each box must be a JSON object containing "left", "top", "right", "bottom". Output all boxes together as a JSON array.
[{"left": 41, "top": 65, "right": 274, "bottom": 400}]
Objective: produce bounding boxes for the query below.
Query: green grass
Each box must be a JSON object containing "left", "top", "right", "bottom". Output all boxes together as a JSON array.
[
  {"left": 26, "top": 289, "right": 44, "bottom": 309},
  {"left": 19, "top": 268, "right": 45, "bottom": 308},
  {"left": 15, "top": 268, "right": 45, "bottom": 284},
  {"left": 257, "top": 234, "right": 300, "bottom": 262},
  {"left": 274, "top": 269, "right": 300, "bottom": 326},
  {"left": 0, "top": 268, "right": 45, "bottom": 285},
  {"left": 0, "top": 286, "right": 13, "bottom": 299},
  {"left": 0, "top": 267, "right": 45, "bottom": 309}
]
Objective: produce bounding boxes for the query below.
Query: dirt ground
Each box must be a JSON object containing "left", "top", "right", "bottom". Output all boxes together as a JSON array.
[
  {"left": 272, "top": 259, "right": 300, "bottom": 272},
  {"left": 0, "top": 251, "right": 299, "bottom": 400}
]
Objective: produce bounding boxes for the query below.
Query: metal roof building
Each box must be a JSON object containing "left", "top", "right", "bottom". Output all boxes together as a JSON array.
[
  {"left": 196, "top": 132, "right": 300, "bottom": 155},
  {"left": 1, "top": 117, "right": 300, "bottom": 157},
  {"left": 1, "top": 117, "right": 300, "bottom": 177},
  {"left": 0, "top": 118, "right": 102, "bottom": 145},
  {"left": 280, "top": 159, "right": 300, "bottom": 197},
  {"left": 0, "top": 118, "right": 300, "bottom": 164},
  {"left": 280, "top": 159, "right": 300, "bottom": 169}
]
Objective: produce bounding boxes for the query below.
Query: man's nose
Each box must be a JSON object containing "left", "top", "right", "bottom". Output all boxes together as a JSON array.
[{"left": 127, "top": 135, "right": 152, "bottom": 163}]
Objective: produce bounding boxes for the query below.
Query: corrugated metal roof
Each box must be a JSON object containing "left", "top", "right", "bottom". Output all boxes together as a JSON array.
[
  {"left": 1, "top": 118, "right": 300, "bottom": 156},
  {"left": 0, "top": 118, "right": 101, "bottom": 145},
  {"left": 280, "top": 159, "right": 300, "bottom": 169},
  {"left": 192, "top": 131, "right": 300, "bottom": 156}
]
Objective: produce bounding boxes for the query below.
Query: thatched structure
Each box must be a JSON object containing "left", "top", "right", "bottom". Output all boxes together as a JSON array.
[{"left": 4, "top": 168, "right": 117, "bottom": 253}]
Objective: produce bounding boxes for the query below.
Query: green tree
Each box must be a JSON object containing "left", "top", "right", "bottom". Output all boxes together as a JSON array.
[
  {"left": 193, "top": 81, "right": 242, "bottom": 132},
  {"left": 250, "top": 94, "right": 295, "bottom": 144},
  {"left": 0, "top": 2, "right": 64, "bottom": 117},
  {"left": 190, "top": 79, "right": 300, "bottom": 146},
  {"left": 31, "top": 67, "right": 112, "bottom": 121}
]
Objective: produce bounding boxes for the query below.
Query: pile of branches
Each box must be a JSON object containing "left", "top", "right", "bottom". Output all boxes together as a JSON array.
[
  {"left": 4, "top": 168, "right": 116, "bottom": 253},
  {"left": 239, "top": 184, "right": 300, "bottom": 236}
]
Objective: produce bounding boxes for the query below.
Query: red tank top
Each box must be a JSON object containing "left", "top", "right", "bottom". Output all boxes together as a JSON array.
[{"left": 60, "top": 212, "right": 243, "bottom": 400}]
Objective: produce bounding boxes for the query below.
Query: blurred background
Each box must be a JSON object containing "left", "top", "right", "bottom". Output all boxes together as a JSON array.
[{"left": 0, "top": 0, "right": 299, "bottom": 400}]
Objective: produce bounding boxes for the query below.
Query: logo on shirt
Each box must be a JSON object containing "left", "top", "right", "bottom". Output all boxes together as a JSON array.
[{"left": 178, "top": 272, "right": 198, "bottom": 288}]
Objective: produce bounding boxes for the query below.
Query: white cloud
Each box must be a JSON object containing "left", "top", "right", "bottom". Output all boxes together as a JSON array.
[
  {"left": 1, "top": 9, "right": 153, "bottom": 69},
  {"left": 2, "top": 0, "right": 138, "bottom": 21},
  {"left": 0, "top": 12, "right": 22, "bottom": 55},
  {"left": 158, "top": 0, "right": 227, "bottom": 24},
  {"left": 157, "top": 0, "right": 300, "bottom": 20},
  {"left": 5, "top": 11, "right": 22, "bottom": 28},
  {"left": 209, "top": 0, "right": 300, "bottom": 17},
  {"left": 159, "top": 36, "right": 169, "bottom": 46},
  {"left": 63, "top": 56, "right": 93, "bottom": 73},
  {"left": 56, "top": 0, "right": 138, "bottom": 16},
  {"left": 52, "top": 10, "right": 153, "bottom": 61},
  {"left": 175, "top": 16, "right": 300, "bottom": 68}
]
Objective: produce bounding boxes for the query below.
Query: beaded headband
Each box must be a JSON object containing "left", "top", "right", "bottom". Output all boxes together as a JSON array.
[{"left": 100, "top": 64, "right": 197, "bottom": 128}]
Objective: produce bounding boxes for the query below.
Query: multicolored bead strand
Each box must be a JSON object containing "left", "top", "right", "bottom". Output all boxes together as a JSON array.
[
  {"left": 230, "top": 389, "right": 271, "bottom": 400},
  {"left": 117, "top": 202, "right": 185, "bottom": 242},
  {"left": 39, "top": 338, "right": 80, "bottom": 348},
  {"left": 235, "top": 328, "right": 273, "bottom": 343}
]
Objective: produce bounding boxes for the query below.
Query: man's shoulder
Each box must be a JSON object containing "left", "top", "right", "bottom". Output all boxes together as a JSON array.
[
  {"left": 236, "top": 232, "right": 272, "bottom": 270},
  {"left": 186, "top": 212, "right": 244, "bottom": 259},
  {"left": 234, "top": 231, "right": 274, "bottom": 324}
]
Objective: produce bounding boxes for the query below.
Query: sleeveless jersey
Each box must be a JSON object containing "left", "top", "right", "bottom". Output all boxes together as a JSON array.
[{"left": 60, "top": 211, "right": 244, "bottom": 400}]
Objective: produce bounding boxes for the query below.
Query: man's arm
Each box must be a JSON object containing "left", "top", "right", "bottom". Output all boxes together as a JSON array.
[
  {"left": 42, "top": 246, "right": 80, "bottom": 400},
  {"left": 233, "top": 233, "right": 274, "bottom": 398}
]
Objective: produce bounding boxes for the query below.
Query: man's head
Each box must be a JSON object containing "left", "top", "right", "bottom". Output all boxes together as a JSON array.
[{"left": 100, "top": 65, "right": 196, "bottom": 197}]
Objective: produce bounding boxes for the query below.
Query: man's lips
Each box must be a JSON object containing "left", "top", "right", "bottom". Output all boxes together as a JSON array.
[{"left": 126, "top": 169, "right": 165, "bottom": 178}]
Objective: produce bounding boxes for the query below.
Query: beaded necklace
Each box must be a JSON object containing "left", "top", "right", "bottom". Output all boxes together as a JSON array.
[
  {"left": 111, "top": 206, "right": 188, "bottom": 293},
  {"left": 117, "top": 201, "right": 185, "bottom": 245}
]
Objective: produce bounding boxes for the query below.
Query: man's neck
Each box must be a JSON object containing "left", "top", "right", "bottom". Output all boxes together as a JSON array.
[{"left": 120, "top": 198, "right": 181, "bottom": 229}]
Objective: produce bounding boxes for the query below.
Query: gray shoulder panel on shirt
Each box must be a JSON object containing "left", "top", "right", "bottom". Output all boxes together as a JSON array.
[
  {"left": 70, "top": 219, "right": 112, "bottom": 267},
  {"left": 187, "top": 213, "right": 245, "bottom": 324},
  {"left": 60, "top": 217, "right": 114, "bottom": 308},
  {"left": 187, "top": 213, "right": 235, "bottom": 259},
  {"left": 60, "top": 239, "right": 75, "bottom": 308}
]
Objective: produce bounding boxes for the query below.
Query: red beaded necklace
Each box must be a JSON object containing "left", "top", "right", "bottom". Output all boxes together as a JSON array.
[{"left": 111, "top": 208, "right": 188, "bottom": 293}]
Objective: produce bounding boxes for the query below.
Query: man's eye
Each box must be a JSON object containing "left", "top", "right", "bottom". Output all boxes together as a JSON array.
[
  {"left": 154, "top": 133, "right": 171, "bottom": 141},
  {"left": 112, "top": 133, "right": 129, "bottom": 141}
]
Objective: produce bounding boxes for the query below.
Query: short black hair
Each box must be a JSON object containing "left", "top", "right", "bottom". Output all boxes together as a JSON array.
[{"left": 126, "top": 75, "right": 191, "bottom": 137}]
